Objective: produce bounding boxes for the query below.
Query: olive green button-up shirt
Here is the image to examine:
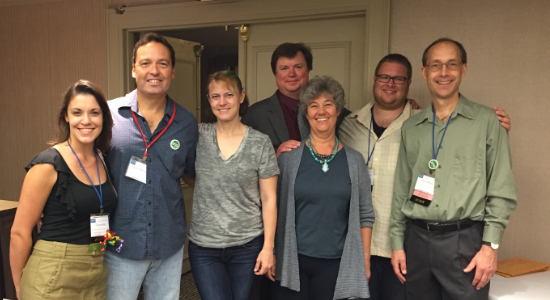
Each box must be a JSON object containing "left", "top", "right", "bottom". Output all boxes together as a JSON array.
[{"left": 390, "top": 95, "right": 517, "bottom": 250}]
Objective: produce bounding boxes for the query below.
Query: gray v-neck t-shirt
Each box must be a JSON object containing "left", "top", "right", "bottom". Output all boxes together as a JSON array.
[{"left": 188, "top": 123, "right": 279, "bottom": 248}]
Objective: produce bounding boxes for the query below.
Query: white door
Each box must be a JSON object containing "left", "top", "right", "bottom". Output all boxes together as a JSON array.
[
  {"left": 164, "top": 36, "right": 202, "bottom": 121},
  {"left": 163, "top": 36, "right": 202, "bottom": 274},
  {"left": 106, "top": 0, "right": 390, "bottom": 105},
  {"left": 241, "top": 15, "right": 367, "bottom": 111},
  {"left": 126, "top": 35, "right": 202, "bottom": 120}
]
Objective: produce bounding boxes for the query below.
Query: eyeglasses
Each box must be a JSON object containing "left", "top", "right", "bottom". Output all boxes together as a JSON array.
[
  {"left": 376, "top": 75, "right": 408, "bottom": 84},
  {"left": 425, "top": 61, "right": 462, "bottom": 72}
]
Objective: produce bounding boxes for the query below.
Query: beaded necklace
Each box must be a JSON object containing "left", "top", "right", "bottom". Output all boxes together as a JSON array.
[{"left": 307, "top": 135, "right": 338, "bottom": 173}]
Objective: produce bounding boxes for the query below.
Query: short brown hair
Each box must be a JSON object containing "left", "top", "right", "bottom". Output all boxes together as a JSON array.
[
  {"left": 270, "top": 43, "right": 313, "bottom": 75},
  {"left": 375, "top": 54, "right": 412, "bottom": 80},
  {"left": 132, "top": 32, "right": 176, "bottom": 68}
]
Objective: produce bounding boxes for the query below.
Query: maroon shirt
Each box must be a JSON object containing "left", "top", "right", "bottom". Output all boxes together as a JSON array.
[{"left": 277, "top": 90, "right": 301, "bottom": 141}]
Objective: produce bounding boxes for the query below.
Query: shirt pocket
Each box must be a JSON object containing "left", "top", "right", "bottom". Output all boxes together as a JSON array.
[
  {"left": 453, "top": 145, "right": 482, "bottom": 179},
  {"left": 387, "top": 142, "right": 400, "bottom": 171},
  {"left": 159, "top": 146, "right": 188, "bottom": 179}
]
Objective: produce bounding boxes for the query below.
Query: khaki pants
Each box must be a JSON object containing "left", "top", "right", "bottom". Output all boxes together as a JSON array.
[{"left": 20, "top": 240, "right": 108, "bottom": 300}]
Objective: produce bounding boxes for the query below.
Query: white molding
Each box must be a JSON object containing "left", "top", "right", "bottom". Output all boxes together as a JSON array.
[
  {"left": 364, "top": 0, "right": 391, "bottom": 104},
  {"left": 249, "top": 42, "right": 352, "bottom": 104},
  {"left": 308, "top": 41, "right": 352, "bottom": 105},
  {"left": 249, "top": 45, "right": 275, "bottom": 102},
  {"left": 177, "top": 60, "right": 195, "bottom": 66},
  {"left": 0, "top": 0, "right": 61, "bottom": 7},
  {"left": 106, "top": 0, "right": 390, "bottom": 100}
]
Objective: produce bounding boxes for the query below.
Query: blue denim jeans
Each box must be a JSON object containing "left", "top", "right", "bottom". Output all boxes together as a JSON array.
[
  {"left": 104, "top": 245, "right": 183, "bottom": 300},
  {"left": 188, "top": 235, "right": 264, "bottom": 300}
]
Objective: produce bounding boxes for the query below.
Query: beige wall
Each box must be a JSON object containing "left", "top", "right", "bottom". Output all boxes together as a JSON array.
[
  {"left": 1, "top": 0, "right": 548, "bottom": 261},
  {"left": 389, "top": 0, "right": 550, "bottom": 262},
  {"left": 0, "top": 0, "right": 191, "bottom": 199}
]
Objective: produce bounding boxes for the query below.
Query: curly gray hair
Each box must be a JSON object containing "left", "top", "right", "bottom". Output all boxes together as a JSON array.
[{"left": 299, "top": 75, "right": 346, "bottom": 116}]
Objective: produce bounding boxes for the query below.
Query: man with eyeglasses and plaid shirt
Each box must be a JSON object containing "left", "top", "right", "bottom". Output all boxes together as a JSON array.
[
  {"left": 339, "top": 53, "right": 416, "bottom": 300},
  {"left": 389, "top": 38, "right": 517, "bottom": 300},
  {"left": 340, "top": 49, "right": 512, "bottom": 300}
]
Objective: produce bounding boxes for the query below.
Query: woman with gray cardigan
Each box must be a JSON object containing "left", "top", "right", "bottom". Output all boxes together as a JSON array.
[{"left": 272, "top": 76, "right": 374, "bottom": 300}]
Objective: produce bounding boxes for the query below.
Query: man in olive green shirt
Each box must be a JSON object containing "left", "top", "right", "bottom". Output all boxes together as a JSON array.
[{"left": 389, "top": 38, "right": 517, "bottom": 300}]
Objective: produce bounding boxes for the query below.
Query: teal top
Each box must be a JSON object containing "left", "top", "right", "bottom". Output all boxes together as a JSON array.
[
  {"left": 295, "top": 147, "right": 351, "bottom": 259},
  {"left": 390, "top": 95, "right": 517, "bottom": 250}
]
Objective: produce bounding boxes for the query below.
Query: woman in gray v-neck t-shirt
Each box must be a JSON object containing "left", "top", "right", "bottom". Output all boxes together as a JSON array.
[
  {"left": 189, "top": 123, "right": 279, "bottom": 247},
  {"left": 187, "top": 70, "right": 279, "bottom": 300}
]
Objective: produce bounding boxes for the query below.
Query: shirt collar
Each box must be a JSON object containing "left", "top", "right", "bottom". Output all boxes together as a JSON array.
[
  {"left": 416, "top": 94, "right": 474, "bottom": 125},
  {"left": 350, "top": 100, "right": 375, "bottom": 128},
  {"left": 117, "top": 89, "right": 138, "bottom": 111},
  {"left": 121, "top": 90, "right": 176, "bottom": 122},
  {"left": 351, "top": 100, "right": 413, "bottom": 129}
]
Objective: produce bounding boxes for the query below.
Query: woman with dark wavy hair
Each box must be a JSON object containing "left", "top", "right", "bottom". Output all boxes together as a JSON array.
[{"left": 10, "top": 80, "right": 118, "bottom": 300}]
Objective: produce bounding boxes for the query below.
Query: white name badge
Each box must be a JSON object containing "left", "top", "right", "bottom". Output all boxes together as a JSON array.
[
  {"left": 411, "top": 174, "right": 435, "bottom": 206},
  {"left": 90, "top": 214, "right": 110, "bottom": 238},
  {"left": 125, "top": 156, "right": 147, "bottom": 184},
  {"left": 368, "top": 169, "right": 374, "bottom": 187}
]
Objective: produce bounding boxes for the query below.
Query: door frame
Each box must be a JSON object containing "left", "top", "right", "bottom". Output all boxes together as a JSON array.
[{"left": 105, "top": 0, "right": 390, "bottom": 104}]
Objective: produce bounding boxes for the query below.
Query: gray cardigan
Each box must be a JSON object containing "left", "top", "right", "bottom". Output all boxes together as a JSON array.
[{"left": 274, "top": 142, "right": 375, "bottom": 299}]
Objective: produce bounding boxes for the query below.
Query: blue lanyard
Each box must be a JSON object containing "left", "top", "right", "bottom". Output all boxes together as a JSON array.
[
  {"left": 367, "top": 114, "right": 378, "bottom": 167},
  {"left": 67, "top": 140, "right": 103, "bottom": 211},
  {"left": 432, "top": 108, "right": 453, "bottom": 161}
]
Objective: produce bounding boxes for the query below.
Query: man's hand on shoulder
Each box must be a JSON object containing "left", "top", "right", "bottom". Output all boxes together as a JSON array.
[
  {"left": 463, "top": 245, "right": 498, "bottom": 290},
  {"left": 391, "top": 250, "right": 407, "bottom": 284},
  {"left": 276, "top": 140, "right": 301, "bottom": 158},
  {"left": 494, "top": 107, "right": 511, "bottom": 131},
  {"left": 408, "top": 98, "right": 422, "bottom": 110}
]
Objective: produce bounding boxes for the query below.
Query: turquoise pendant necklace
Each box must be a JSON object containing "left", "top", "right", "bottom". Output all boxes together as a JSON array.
[{"left": 307, "top": 135, "right": 338, "bottom": 173}]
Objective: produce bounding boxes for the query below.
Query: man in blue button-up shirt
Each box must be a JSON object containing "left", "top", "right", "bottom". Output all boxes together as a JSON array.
[{"left": 104, "top": 33, "right": 198, "bottom": 300}]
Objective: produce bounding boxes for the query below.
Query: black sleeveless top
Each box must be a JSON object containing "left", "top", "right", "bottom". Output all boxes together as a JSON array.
[{"left": 26, "top": 148, "right": 118, "bottom": 245}]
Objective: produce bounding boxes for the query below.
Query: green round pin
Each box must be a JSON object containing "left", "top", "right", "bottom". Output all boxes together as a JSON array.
[
  {"left": 428, "top": 159, "right": 438, "bottom": 170},
  {"left": 170, "top": 139, "right": 180, "bottom": 150}
]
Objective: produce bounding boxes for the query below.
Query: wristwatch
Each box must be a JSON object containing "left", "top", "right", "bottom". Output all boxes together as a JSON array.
[{"left": 482, "top": 241, "right": 499, "bottom": 250}]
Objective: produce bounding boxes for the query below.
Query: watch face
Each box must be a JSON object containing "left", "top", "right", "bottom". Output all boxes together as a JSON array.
[{"left": 491, "top": 243, "right": 499, "bottom": 250}]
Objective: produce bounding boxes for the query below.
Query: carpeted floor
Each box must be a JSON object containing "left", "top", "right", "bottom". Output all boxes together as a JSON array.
[{"left": 137, "top": 271, "right": 201, "bottom": 300}]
